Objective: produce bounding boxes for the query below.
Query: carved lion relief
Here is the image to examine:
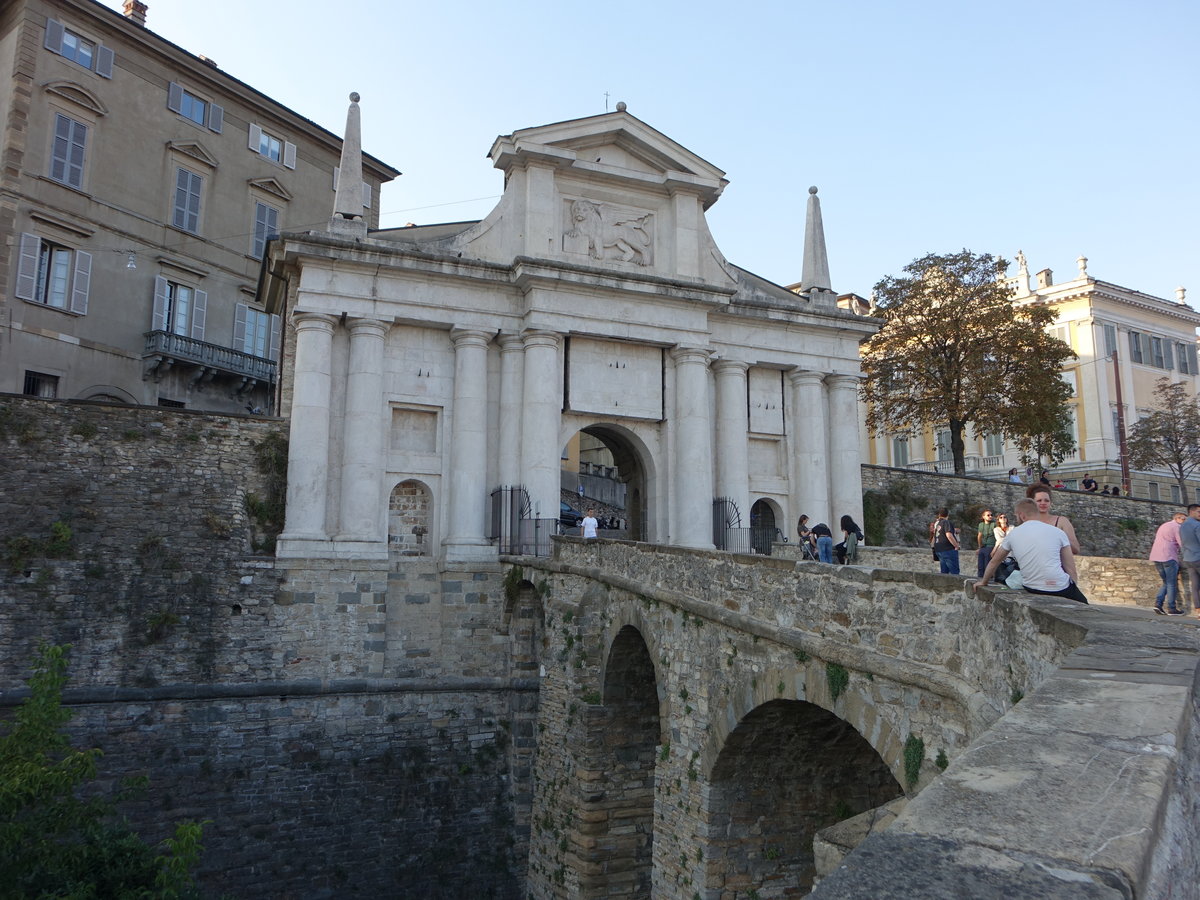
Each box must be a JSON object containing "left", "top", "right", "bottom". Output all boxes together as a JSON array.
[{"left": 563, "top": 199, "right": 654, "bottom": 267}]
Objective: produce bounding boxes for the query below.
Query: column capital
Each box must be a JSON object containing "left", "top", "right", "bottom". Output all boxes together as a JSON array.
[
  {"left": 292, "top": 311, "right": 338, "bottom": 332},
  {"left": 521, "top": 329, "right": 561, "bottom": 351},
  {"left": 825, "top": 372, "right": 863, "bottom": 390},
  {"left": 346, "top": 317, "right": 389, "bottom": 338},
  {"left": 498, "top": 332, "right": 526, "bottom": 352},
  {"left": 712, "top": 358, "right": 750, "bottom": 376},
  {"left": 670, "top": 345, "right": 712, "bottom": 366},
  {"left": 787, "top": 368, "right": 826, "bottom": 387},
  {"left": 450, "top": 327, "right": 492, "bottom": 350}
]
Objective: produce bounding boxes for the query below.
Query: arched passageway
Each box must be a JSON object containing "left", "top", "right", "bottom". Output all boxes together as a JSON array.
[
  {"left": 568, "top": 424, "right": 653, "bottom": 542},
  {"left": 577, "top": 625, "right": 660, "bottom": 897},
  {"left": 705, "top": 699, "right": 902, "bottom": 897}
]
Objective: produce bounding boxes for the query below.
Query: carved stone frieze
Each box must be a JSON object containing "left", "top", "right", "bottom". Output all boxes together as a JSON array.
[{"left": 563, "top": 198, "right": 654, "bottom": 266}]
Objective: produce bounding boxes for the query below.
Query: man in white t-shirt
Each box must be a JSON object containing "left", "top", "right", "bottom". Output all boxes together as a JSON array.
[
  {"left": 974, "top": 498, "right": 1088, "bottom": 604},
  {"left": 580, "top": 509, "right": 599, "bottom": 540}
]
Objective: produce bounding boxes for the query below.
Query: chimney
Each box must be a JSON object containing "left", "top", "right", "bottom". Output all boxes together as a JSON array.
[
  {"left": 123, "top": 0, "right": 148, "bottom": 26},
  {"left": 1035, "top": 268, "right": 1054, "bottom": 289}
]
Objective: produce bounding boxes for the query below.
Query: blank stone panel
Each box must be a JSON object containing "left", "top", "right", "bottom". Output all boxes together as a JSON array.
[
  {"left": 749, "top": 437, "right": 783, "bottom": 478},
  {"left": 391, "top": 407, "right": 438, "bottom": 453},
  {"left": 748, "top": 367, "right": 784, "bottom": 434},
  {"left": 568, "top": 337, "right": 663, "bottom": 420}
]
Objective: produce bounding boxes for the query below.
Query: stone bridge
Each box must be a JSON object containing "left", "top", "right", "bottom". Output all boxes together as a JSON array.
[{"left": 517, "top": 539, "right": 1200, "bottom": 900}]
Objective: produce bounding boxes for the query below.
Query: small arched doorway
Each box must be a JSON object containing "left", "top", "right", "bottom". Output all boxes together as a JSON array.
[
  {"left": 750, "top": 498, "right": 779, "bottom": 555},
  {"left": 388, "top": 479, "right": 432, "bottom": 555}
]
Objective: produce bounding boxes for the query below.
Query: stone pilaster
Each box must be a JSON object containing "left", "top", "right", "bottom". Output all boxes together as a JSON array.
[
  {"left": 713, "top": 359, "right": 750, "bottom": 521},
  {"left": 279, "top": 312, "right": 337, "bottom": 543},
  {"left": 497, "top": 333, "right": 526, "bottom": 488},
  {"left": 672, "top": 346, "right": 714, "bottom": 549},
  {"left": 444, "top": 328, "right": 495, "bottom": 562},
  {"left": 520, "top": 330, "right": 562, "bottom": 521},
  {"left": 336, "top": 317, "right": 388, "bottom": 542},
  {"left": 789, "top": 370, "right": 830, "bottom": 528},
  {"left": 827, "top": 374, "right": 864, "bottom": 529}
]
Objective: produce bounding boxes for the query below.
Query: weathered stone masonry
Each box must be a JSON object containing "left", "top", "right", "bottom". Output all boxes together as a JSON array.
[{"left": 0, "top": 396, "right": 535, "bottom": 898}]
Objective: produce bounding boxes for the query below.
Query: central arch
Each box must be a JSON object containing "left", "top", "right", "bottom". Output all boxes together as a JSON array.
[
  {"left": 704, "top": 699, "right": 902, "bottom": 896},
  {"left": 563, "top": 422, "right": 657, "bottom": 542}
]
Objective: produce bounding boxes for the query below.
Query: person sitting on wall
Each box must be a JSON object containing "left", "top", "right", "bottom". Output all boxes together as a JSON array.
[
  {"left": 835, "top": 515, "right": 864, "bottom": 564},
  {"left": 974, "top": 498, "right": 1088, "bottom": 604},
  {"left": 1081, "top": 473, "right": 1098, "bottom": 492},
  {"left": 1101, "top": 486, "right": 1112, "bottom": 495}
]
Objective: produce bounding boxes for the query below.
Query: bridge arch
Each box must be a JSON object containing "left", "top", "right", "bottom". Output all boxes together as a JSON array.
[
  {"left": 703, "top": 697, "right": 902, "bottom": 895},
  {"left": 560, "top": 420, "right": 658, "bottom": 542},
  {"left": 702, "top": 663, "right": 910, "bottom": 788}
]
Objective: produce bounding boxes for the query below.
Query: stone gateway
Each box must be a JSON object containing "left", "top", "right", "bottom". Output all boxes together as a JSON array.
[{"left": 260, "top": 99, "right": 875, "bottom": 564}]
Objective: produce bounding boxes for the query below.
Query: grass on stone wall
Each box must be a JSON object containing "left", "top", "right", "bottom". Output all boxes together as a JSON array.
[
  {"left": 903, "top": 734, "right": 925, "bottom": 789},
  {"left": 825, "top": 663, "right": 849, "bottom": 703},
  {"left": 244, "top": 431, "right": 288, "bottom": 553}
]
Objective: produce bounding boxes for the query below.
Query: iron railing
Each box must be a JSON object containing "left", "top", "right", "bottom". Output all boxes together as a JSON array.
[{"left": 489, "top": 485, "right": 558, "bottom": 556}]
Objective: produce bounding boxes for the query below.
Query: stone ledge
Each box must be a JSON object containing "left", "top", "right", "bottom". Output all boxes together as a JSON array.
[{"left": 813, "top": 830, "right": 1129, "bottom": 899}]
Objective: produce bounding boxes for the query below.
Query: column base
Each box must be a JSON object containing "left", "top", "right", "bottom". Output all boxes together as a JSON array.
[
  {"left": 276, "top": 538, "right": 388, "bottom": 561},
  {"left": 442, "top": 539, "right": 499, "bottom": 565}
]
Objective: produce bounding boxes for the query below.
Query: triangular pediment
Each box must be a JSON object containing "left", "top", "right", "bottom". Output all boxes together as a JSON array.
[
  {"left": 168, "top": 140, "right": 219, "bottom": 169},
  {"left": 498, "top": 110, "right": 726, "bottom": 182},
  {"left": 248, "top": 177, "right": 293, "bottom": 201}
]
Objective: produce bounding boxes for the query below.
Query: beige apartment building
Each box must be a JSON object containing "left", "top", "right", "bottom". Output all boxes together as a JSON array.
[
  {"left": 865, "top": 254, "right": 1200, "bottom": 503},
  {"left": 0, "top": 0, "right": 398, "bottom": 412}
]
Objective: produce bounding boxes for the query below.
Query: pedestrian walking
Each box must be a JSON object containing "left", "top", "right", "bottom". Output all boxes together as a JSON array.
[{"left": 1149, "top": 511, "right": 1187, "bottom": 615}]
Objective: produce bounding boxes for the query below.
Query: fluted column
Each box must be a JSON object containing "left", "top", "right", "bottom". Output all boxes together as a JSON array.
[
  {"left": 789, "top": 370, "right": 830, "bottom": 528},
  {"left": 280, "top": 312, "right": 337, "bottom": 542},
  {"left": 713, "top": 359, "right": 750, "bottom": 520},
  {"left": 497, "top": 333, "right": 526, "bottom": 487},
  {"left": 827, "top": 374, "right": 864, "bottom": 529},
  {"left": 444, "top": 328, "right": 493, "bottom": 561},
  {"left": 672, "top": 346, "right": 714, "bottom": 549},
  {"left": 336, "top": 317, "right": 388, "bottom": 542},
  {"left": 520, "top": 330, "right": 563, "bottom": 521}
]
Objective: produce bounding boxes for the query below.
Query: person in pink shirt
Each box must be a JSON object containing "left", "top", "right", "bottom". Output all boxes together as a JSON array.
[{"left": 1150, "top": 511, "right": 1187, "bottom": 615}]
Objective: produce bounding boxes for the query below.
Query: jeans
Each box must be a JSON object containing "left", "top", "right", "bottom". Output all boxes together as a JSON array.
[
  {"left": 1184, "top": 561, "right": 1200, "bottom": 612},
  {"left": 936, "top": 549, "right": 960, "bottom": 575},
  {"left": 977, "top": 546, "right": 994, "bottom": 579},
  {"left": 816, "top": 535, "right": 833, "bottom": 563},
  {"left": 1155, "top": 559, "right": 1180, "bottom": 612}
]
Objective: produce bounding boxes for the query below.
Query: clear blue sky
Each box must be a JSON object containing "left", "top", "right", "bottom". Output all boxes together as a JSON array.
[{"left": 102, "top": 0, "right": 1200, "bottom": 304}]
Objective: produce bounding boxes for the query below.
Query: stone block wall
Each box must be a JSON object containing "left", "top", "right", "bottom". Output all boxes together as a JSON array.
[
  {"left": 862, "top": 464, "right": 1171, "bottom": 559},
  {"left": 0, "top": 396, "right": 534, "bottom": 897}
]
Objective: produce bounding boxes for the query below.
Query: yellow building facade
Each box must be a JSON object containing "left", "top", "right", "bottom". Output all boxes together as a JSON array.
[{"left": 864, "top": 254, "right": 1200, "bottom": 503}]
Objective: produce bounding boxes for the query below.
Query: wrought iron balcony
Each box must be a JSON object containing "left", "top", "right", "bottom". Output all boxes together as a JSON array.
[{"left": 143, "top": 330, "right": 276, "bottom": 388}]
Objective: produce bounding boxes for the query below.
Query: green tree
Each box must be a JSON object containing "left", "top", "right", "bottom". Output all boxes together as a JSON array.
[
  {"left": 1128, "top": 377, "right": 1200, "bottom": 499},
  {"left": 861, "top": 250, "right": 1077, "bottom": 475},
  {"left": 0, "top": 643, "right": 205, "bottom": 898}
]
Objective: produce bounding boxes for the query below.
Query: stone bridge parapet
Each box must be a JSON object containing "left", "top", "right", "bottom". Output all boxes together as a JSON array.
[{"left": 519, "top": 537, "right": 1200, "bottom": 899}]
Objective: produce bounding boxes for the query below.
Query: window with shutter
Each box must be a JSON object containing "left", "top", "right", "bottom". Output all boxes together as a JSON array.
[
  {"left": 50, "top": 113, "right": 87, "bottom": 189},
  {"left": 252, "top": 202, "right": 280, "bottom": 258},
  {"left": 1128, "top": 331, "right": 1144, "bottom": 364},
  {"left": 14, "top": 233, "right": 89, "bottom": 314},
  {"left": 44, "top": 19, "right": 110, "bottom": 76},
  {"left": 172, "top": 167, "right": 203, "bottom": 233}
]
